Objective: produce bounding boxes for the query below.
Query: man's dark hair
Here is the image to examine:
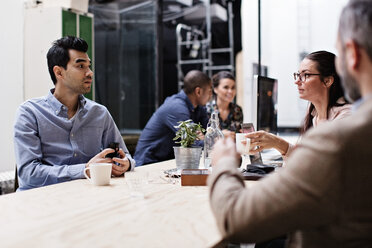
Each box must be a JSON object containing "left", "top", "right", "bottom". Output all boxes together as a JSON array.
[
  {"left": 47, "top": 36, "right": 88, "bottom": 84},
  {"left": 183, "top": 70, "right": 211, "bottom": 94}
]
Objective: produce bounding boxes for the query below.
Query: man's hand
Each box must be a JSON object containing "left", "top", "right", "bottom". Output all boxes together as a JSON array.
[
  {"left": 211, "top": 138, "right": 240, "bottom": 167},
  {"left": 85, "top": 148, "right": 115, "bottom": 177},
  {"left": 86, "top": 148, "right": 130, "bottom": 177},
  {"left": 111, "top": 149, "right": 131, "bottom": 176},
  {"left": 86, "top": 148, "right": 114, "bottom": 168}
]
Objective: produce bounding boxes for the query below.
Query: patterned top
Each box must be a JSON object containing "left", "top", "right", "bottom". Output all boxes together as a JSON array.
[{"left": 206, "top": 100, "right": 243, "bottom": 132}]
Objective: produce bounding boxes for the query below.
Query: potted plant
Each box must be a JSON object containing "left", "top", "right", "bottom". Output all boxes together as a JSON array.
[{"left": 173, "top": 120, "right": 205, "bottom": 171}]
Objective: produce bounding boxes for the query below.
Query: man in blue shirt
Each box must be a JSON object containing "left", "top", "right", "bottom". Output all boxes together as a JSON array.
[
  {"left": 134, "top": 70, "right": 212, "bottom": 166},
  {"left": 14, "top": 36, "right": 135, "bottom": 191}
]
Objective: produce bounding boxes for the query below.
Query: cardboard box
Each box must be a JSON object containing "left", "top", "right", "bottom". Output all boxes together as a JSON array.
[{"left": 181, "top": 169, "right": 209, "bottom": 186}]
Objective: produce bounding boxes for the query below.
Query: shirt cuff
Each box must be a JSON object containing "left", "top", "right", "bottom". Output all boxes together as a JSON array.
[
  {"left": 128, "top": 157, "right": 136, "bottom": 171},
  {"left": 68, "top": 163, "right": 86, "bottom": 179}
]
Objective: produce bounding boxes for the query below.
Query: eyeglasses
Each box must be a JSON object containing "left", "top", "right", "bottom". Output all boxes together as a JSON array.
[{"left": 293, "top": 72, "right": 321, "bottom": 82}]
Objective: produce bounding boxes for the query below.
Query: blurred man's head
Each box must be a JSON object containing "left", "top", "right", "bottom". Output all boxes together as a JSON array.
[
  {"left": 336, "top": 0, "right": 372, "bottom": 102},
  {"left": 183, "top": 70, "right": 212, "bottom": 106}
]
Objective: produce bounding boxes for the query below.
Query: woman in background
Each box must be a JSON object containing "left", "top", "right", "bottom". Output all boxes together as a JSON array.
[
  {"left": 206, "top": 71, "right": 243, "bottom": 140},
  {"left": 246, "top": 51, "right": 351, "bottom": 158}
]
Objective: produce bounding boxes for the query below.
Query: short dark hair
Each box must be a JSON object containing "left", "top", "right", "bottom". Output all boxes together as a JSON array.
[
  {"left": 183, "top": 70, "right": 211, "bottom": 94},
  {"left": 47, "top": 36, "right": 88, "bottom": 84},
  {"left": 301, "top": 51, "right": 350, "bottom": 133}
]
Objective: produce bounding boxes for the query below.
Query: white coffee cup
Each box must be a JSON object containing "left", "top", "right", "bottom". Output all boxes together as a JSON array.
[
  {"left": 84, "top": 163, "right": 112, "bottom": 186},
  {"left": 235, "top": 133, "right": 251, "bottom": 155}
]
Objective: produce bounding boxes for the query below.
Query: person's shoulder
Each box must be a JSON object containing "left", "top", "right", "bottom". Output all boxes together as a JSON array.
[
  {"left": 167, "top": 91, "right": 187, "bottom": 103},
  {"left": 159, "top": 93, "right": 189, "bottom": 112},
  {"left": 296, "top": 104, "right": 372, "bottom": 176},
  {"left": 229, "top": 102, "right": 243, "bottom": 120},
  {"left": 330, "top": 103, "right": 352, "bottom": 120},
  {"left": 15, "top": 96, "right": 49, "bottom": 123},
  {"left": 83, "top": 97, "right": 109, "bottom": 112},
  {"left": 232, "top": 102, "right": 243, "bottom": 112},
  {"left": 18, "top": 95, "right": 48, "bottom": 111},
  {"left": 304, "top": 106, "right": 370, "bottom": 149}
]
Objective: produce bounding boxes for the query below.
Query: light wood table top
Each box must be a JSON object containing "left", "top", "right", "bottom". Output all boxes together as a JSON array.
[{"left": 0, "top": 160, "right": 222, "bottom": 248}]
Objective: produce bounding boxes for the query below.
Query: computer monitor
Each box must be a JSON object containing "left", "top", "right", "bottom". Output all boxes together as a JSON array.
[{"left": 252, "top": 75, "right": 278, "bottom": 134}]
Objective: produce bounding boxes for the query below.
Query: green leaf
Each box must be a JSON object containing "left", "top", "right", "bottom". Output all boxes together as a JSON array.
[{"left": 174, "top": 119, "right": 204, "bottom": 147}]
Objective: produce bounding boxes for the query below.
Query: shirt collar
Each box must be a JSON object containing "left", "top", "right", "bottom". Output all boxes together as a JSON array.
[
  {"left": 179, "top": 90, "right": 196, "bottom": 112},
  {"left": 47, "top": 88, "right": 87, "bottom": 116},
  {"left": 208, "top": 99, "right": 234, "bottom": 113},
  {"left": 352, "top": 94, "right": 372, "bottom": 112}
]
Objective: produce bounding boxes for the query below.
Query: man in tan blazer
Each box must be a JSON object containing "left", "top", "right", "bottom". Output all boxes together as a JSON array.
[{"left": 208, "top": 0, "right": 372, "bottom": 247}]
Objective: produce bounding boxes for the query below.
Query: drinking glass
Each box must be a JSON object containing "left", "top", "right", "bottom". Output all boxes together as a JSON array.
[
  {"left": 235, "top": 133, "right": 251, "bottom": 167},
  {"left": 125, "top": 171, "right": 148, "bottom": 198}
]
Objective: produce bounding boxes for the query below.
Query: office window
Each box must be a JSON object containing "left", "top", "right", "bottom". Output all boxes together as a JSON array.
[{"left": 90, "top": 0, "right": 161, "bottom": 134}]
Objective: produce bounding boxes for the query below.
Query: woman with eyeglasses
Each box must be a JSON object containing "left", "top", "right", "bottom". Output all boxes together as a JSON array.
[
  {"left": 206, "top": 71, "right": 243, "bottom": 140},
  {"left": 246, "top": 50, "right": 351, "bottom": 158}
]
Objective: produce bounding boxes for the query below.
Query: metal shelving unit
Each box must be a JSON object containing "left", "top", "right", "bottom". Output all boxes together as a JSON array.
[{"left": 175, "top": 0, "right": 235, "bottom": 90}]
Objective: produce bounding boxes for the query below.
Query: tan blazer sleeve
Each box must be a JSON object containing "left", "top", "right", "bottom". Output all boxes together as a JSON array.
[{"left": 208, "top": 126, "right": 343, "bottom": 243}]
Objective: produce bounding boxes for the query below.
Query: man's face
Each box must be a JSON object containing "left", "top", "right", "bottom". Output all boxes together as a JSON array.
[
  {"left": 60, "top": 49, "right": 93, "bottom": 95},
  {"left": 335, "top": 36, "right": 361, "bottom": 102},
  {"left": 197, "top": 82, "right": 213, "bottom": 106}
]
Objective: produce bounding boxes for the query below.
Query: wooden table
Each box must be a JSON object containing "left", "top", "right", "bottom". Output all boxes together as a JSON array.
[{"left": 0, "top": 160, "right": 222, "bottom": 248}]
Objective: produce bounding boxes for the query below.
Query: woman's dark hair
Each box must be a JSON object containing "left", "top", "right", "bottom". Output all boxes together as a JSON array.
[
  {"left": 212, "top": 71, "right": 235, "bottom": 89},
  {"left": 47, "top": 36, "right": 88, "bottom": 85},
  {"left": 301, "top": 50, "right": 350, "bottom": 134}
]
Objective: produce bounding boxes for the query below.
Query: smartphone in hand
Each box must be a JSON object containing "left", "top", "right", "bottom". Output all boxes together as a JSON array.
[
  {"left": 241, "top": 123, "right": 255, "bottom": 133},
  {"left": 105, "top": 142, "right": 120, "bottom": 158}
]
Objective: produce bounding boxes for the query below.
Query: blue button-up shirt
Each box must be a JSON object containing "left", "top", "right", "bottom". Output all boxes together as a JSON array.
[
  {"left": 14, "top": 89, "right": 135, "bottom": 191},
  {"left": 134, "top": 90, "right": 209, "bottom": 166}
]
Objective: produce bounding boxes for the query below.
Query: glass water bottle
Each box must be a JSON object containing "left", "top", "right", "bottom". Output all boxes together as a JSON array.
[{"left": 204, "top": 111, "right": 224, "bottom": 168}]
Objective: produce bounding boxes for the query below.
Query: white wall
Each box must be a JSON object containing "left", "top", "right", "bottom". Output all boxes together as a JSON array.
[
  {"left": 242, "top": 0, "right": 348, "bottom": 128},
  {"left": 0, "top": 0, "right": 24, "bottom": 172}
]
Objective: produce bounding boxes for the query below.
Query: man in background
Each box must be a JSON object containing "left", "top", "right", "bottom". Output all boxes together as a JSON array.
[
  {"left": 14, "top": 36, "right": 135, "bottom": 191},
  {"left": 208, "top": 0, "right": 372, "bottom": 246},
  {"left": 134, "top": 70, "right": 212, "bottom": 166}
]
